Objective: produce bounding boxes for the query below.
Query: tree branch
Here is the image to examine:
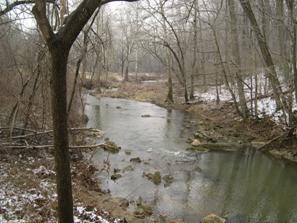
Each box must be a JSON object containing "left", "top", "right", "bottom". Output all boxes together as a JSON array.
[
  {"left": 32, "top": 0, "right": 55, "bottom": 45},
  {"left": 0, "top": 0, "right": 55, "bottom": 17},
  {"left": 59, "top": 0, "right": 138, "bottom": 49}
]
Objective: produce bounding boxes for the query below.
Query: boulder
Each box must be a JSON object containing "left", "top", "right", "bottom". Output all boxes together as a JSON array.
[
  {"left": 191, "top": 139, "right": 201, "bottom": 146},
  {"left": 201, "top": 214, "right": 225, "bottom": 223}
]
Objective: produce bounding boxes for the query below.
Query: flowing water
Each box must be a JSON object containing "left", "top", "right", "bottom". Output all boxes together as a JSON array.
[{"left": 85, "top": 95, "right": 297, "bottom": 223}]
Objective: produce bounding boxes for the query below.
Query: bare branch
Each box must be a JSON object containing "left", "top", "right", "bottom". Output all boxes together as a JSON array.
[
  {"left": 0, "top": 0, "right": 55, "bottom": 17},
  {"left": 32, "top": 0, "right": 54, "bottom": 45}
]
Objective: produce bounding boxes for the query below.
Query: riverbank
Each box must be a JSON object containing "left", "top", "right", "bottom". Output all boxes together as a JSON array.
[
  {"left": 2, "top": 119, "right": 202, "bottom": 223},
  {"left": 92, "top": 81, "right": 297, "bottom": 163},
  {"left": 0, "top": 144, "right": 189, "bottom": 223}
]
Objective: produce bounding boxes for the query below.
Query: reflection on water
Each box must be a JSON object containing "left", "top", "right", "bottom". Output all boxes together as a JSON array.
[{"left": 85, "top": 95, "right": 297, "bottom": 223}]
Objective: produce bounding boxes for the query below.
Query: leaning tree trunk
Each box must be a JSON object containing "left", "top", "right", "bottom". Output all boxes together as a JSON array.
[
  {"left": 239, "top": 0, "right": 291, "bottom": 123},
  {"left": 50, "top": 43, "right": 74, "bottom": 223},
  {"left": 213, "top": 27, "right": 242, "bottom": 116}
]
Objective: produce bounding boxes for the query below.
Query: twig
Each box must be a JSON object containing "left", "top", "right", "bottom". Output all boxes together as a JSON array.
[
  {"left": 6, "top": 127, "right": 102, "bottom": 139},
  {"left": 0, "top": 127, "right": 38, "bottom": 133},
  {"left": 1, "top": 143, "right": 103, "bottom": 149}
]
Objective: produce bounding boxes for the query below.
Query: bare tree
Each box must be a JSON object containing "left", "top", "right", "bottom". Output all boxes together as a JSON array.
[
  {"left": 228, "top": 0, "right": 249, "bottom": 118},
  {"left": 239, "top": 0, "right": 294, "bottom": 125},
  {"left": 1, "top": 0, "right": 137, "bottom": 222}
]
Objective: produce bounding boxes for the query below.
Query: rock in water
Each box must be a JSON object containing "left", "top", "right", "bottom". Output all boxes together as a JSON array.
[
  {"left": 100, "top": 139, "right": 121, "bottom": 153},
  {"left": 141, "top": 114, "right": 151, "bottom": 118},
  {"left": 130, "top": 157, "right": 142, "bottom": 163},
  {"left": 143, "top": 171, "right": 162, "bottom": 185},
  {"left": 191, "top": 139, "right": 201, "bottom": 146},
  {"left": 201, "top": 214, "right": 225, "bottom": 223},
  {"left": 82, "top": 114, "right": 89, "bottom": 123},
  {"left": 163, "top": 174, "right": 174, "bottom": 187},
  {"left": 111, "top": 173, "right": 122, "bottom": 181},
  {"left": 124, "top": 150, "right": 132, "bottom": 155}
]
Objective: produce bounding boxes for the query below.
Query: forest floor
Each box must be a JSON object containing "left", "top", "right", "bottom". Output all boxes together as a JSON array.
[
  {"left": 0, "top": 147, "right": 185, "bottom": 223},
  {"left": 0, "top": 134, "right": 183, "bottom": 223},
  {"left": 94, "top": 80, "right": 297, "bottom": 164}
]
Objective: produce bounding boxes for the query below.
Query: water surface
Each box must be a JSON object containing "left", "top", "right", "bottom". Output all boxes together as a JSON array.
[{"left": 85, "top": 95, "right": 297, "bottom": 223}]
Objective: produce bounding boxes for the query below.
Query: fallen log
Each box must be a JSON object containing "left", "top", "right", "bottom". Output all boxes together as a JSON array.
[
  {"left": 190, "top": 142, "right": 255, "bottom": 152},
  {"left": 258, "top": 128, "right": 296, "bottom": 151}
]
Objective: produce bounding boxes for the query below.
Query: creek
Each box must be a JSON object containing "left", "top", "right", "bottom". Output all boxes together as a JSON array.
[{"left": 85, "top": 95, "right": 297, "bottom": 223}]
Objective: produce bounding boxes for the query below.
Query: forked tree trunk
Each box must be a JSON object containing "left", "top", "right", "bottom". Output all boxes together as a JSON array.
[
  {"left": 31, "top": 0, "right": 138, "bottom": 222},
  {"left": 50, "top": 43, "right": 73, "bottom": 223}
]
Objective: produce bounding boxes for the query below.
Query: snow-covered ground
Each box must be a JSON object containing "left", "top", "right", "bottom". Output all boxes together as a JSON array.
[
  {"left": 194, "top": 87, "right": 232, "bottom": 102},
  {"left": 0, "top": 154, "right": 119, "bottom": 223},
  {"left": 194, "top": 72, "right": 297, "bottom": 124}
]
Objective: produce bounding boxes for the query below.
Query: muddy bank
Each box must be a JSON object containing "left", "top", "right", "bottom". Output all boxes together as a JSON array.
[{"left": 92, "top": 81, "right": 297, "bottom": 163}]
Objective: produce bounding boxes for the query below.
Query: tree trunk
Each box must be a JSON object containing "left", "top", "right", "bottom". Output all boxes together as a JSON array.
[
  {"left": 30, "top": 1, "right": 139, "bottom": 222},
  {"left": 228, "top": 0, "right": 249, "bottom": 118},
  {"left": 160, "top": 1, "right": 173, "bottom": 103},
  {"left": 190, "top": 0, "right": 198, "bottom": 100},
  {"left": 286, "top": 0, "right": 297, "bottom": 104},
  {"left": 190, "top": 73, "right": 195, "bottom": 100},
  {"left": 254, "top": 73, "right": 258, "bottom": 118},
  {"left": 276, "top": 0, "right": 285, "bottom": 61},
  {"left": 50, "top": 44, "right": 74, "bottom": 223},
  {"left": 213, "top": 27, "right": 241, "bottom": 115},
  {"left": 166, "top": 53, "right": 174, "bottom": 103},
  {"left": 292, "top": 14, "right": 297, "bottom": 106},
  {"left": 68, "top": 58, "right": 82, "bottom": 114},
  {"left": 197, "top": 4, "right": 206, "bottom": 91},
  {"left": 81, "top": 31, "right": 89, "bottom": 85},
  {"left": 184, "top": 83, "right": 189, "bottom": 103},
  {"left": 239, "top": 0, "right": 291, "bottom": 123},
  {"left": 124, "top": 63, "right": 129, "bottom": 81},
  {"left": 135, "top": 47, "right": 138, "bottom": 82},
  {"left": 215, "top": 72, "right": 220, "bottom": 104}
]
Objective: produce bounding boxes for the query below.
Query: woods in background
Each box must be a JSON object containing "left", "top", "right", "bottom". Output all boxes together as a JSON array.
[
  {"left": 2, "top": 0, "right": 297, "bottom": 125},
  {"left": 1, "top": 0, "right": 297, "bottom": 222}
]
